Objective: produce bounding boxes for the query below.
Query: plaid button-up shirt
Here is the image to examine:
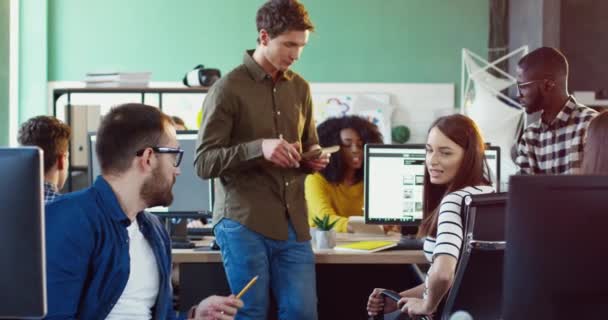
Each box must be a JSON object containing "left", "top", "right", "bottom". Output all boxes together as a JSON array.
[
  {"left": 516, "top": 96, "right": 597, "bottom": 175},
  {"left": 44, "top": 182, "right": 61, "bottom": 204}
]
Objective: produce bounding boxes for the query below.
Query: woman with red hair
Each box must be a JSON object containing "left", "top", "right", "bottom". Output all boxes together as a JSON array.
[{"left": 367, "top": 114, "right": 495, "bottom": 318}]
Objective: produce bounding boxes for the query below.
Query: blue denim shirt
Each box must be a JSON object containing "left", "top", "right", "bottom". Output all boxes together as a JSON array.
[{"left": 44, "top": 176, "right": 175, "bottom": 320}]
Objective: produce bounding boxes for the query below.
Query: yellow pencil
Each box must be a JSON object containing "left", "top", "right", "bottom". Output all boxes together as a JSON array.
[{"left": 236, "top": 275, "right": 259, "bottom": 299}]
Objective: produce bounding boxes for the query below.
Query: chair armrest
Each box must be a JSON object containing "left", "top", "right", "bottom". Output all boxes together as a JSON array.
[{"left": 468, "top": 240, "right": 506, "bottom": 250}]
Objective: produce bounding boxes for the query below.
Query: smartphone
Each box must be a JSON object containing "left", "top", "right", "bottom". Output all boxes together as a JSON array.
[
  {"left": 380, "top": 289, "right": 402, "bottom": 302},
  {"left": 380, "top": 290, "right": 431, "bottom": 320},
  {"left": 301, "top": 145, "right": 341, "bottom": 161},
  {"left": 301, "top": 149, "right": 322, "bottom": 161}
]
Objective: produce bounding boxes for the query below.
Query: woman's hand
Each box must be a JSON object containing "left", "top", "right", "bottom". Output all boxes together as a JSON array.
[
  {"left": 382, "top": 225, "right": 401, "bottom": 234},
  {"left": 187, "top": 219, "right": 206, "bottom": 228},
  {"left": 398, "top": 297, "right": 432, "bottom": 318},
  {"left": 366, "top": 288, "right": 398, "bottom": 316}
]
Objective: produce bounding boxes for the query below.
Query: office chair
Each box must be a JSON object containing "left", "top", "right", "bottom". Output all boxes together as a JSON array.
[
  {"left": 368, "top": 265, "right": 430, "bottom": 320},
  {"left": 440, "top": 192, "right": 507, "bottom": 320}
]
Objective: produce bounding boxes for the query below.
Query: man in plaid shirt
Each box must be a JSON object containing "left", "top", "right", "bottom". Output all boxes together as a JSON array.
[
  {"left": 515, "top": 47, "right": 597, "bottom": 175},
  {"left": 17, "top": 116, "right": 71, "bottom": 203}
]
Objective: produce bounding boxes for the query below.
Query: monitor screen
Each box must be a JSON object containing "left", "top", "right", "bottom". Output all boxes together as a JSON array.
[
  {"left": 364, "top": 144, "right": 500, "bottom": 225},
  {"left": 484, "top": 146, "right": 500, "bottom": 191},
  {"left": 504, "top": 175, "right": 608, "bottom": 319},
  {"left": 88, "top": 131, "right": 214, "bottom": 214},
  {"left": 0, "top": 148, "right": 46, "bottom": 318}
]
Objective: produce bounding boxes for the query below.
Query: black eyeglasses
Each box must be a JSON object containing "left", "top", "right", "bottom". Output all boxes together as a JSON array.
[{"left": 135, "top": 147, "right": 184, "bottom": 167}]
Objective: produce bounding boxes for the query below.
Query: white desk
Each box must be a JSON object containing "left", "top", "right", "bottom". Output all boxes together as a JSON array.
[
  {"left": 173, "top": 232, "right": 427, "bottom": 319},
  {"left": 172, "top": 233, "right": 427, "bottom": 265}
]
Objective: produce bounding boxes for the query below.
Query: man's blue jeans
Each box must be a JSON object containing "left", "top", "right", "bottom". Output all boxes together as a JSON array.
[{"left": 214, "top": 218, "right": 318, "bottom": 320}]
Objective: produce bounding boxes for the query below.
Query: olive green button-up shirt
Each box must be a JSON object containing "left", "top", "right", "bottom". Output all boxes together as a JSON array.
[{"left": 194, "top": 50, "right": 318, "bottom": 241}]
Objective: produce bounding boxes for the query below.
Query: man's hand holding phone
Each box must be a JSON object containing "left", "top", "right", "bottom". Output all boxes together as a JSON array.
[
  {"left": 262, "top": 138, "right": 301, "bottom": 168},
  {"left": 301, "top": 145, "right": 340, "bottom": 161},
  {"left": 301, "top": 145, "right": 338, "bottom": 172}
]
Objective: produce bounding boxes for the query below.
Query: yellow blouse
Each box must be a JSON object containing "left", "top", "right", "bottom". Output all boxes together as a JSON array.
[{"left": 305, "top": 173, "right": 363, "bottom": 233}]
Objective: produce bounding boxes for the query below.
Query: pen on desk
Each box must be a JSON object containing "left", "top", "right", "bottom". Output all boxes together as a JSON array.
[{"left": 236, "top": 275, "right": 259, "bottom": 299}]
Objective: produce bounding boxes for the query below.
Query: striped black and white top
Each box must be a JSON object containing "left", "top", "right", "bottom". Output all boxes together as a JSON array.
[
  {"left": 515, "top": 96, "right": 597, "bottom": 175},
  {"left": 422, "top": 185, "right": 495, "bottom": 299}
]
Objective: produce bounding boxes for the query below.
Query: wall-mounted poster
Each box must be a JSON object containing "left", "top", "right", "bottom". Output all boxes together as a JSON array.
[{"left": 312, "top": 94, "right": 394, "bottom": 143}]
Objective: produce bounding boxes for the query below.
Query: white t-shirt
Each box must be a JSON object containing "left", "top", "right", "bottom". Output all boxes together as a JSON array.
[{"left": 106, "top": 220, "right": 160, "bottom": 320}]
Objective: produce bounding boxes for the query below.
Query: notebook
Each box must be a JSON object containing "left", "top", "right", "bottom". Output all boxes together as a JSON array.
[{"left": 334, "top": 240, "right": 397, "bottom": 253}]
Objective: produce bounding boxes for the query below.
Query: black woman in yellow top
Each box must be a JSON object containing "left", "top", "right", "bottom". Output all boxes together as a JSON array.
[{"left": 305, "top": 115, "right": 383, "bottom": 232}]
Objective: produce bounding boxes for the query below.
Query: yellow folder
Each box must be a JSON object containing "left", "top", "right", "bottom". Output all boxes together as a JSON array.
[{"left": 334, "top": 240, "right": 397, "bottom": 253}]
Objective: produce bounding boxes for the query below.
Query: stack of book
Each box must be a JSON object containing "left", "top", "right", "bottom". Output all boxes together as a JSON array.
[{"left": 85, "top": 72, "right": 151, "bottom": 88}]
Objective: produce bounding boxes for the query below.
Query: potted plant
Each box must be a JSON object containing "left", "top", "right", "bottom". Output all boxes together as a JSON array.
[{"left": 312, "top": 215, "right": 338, "bottom": 249}]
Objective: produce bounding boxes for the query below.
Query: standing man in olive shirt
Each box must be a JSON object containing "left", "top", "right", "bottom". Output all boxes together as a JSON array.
[{"left": 194, "top": 1, "right": 327, "bottom": 319}]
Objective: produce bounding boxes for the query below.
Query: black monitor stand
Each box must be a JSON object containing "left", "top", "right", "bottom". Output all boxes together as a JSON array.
[
  {"left": 396, "top": 225, "right": 423, "bottom": 250},
  {"left": 160, "top": 216, "right": 195, "bottom": 249}
]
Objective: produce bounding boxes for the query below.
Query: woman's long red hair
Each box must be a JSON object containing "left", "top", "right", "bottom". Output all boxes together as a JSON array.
[{"left": 417, "top": 114, "right": 491, "bottom": 237}]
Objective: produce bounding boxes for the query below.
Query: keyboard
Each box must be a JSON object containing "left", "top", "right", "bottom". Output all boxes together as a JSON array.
[
  {"left": 172, "top": 241, "right": 195, "bottom": 249},
  {"left": 389, "top": 238, "right": 424, "bottom": 250},
  {"left": 187, "top": 227, "right": 214, "bottom": 236}
]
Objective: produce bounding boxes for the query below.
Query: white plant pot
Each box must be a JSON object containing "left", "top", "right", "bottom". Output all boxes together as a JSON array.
[{"left": 314, "top": 229, "right": 336, "bottom": 250}]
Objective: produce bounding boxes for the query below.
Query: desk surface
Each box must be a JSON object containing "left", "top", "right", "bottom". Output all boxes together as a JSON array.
[{"left": 172, "top": 233, "right": 427, "bottom": 265}]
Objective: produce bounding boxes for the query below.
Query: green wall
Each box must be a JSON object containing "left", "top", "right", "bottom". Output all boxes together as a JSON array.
[
  {"left": 0, "top": 0, "right": 9, "bottom": 145},
  {"left": 19, "top": 0, "right": 47, "bottom": 125},
  {"left": 30, "top": 0, "right": 489, "bottom": 117}
]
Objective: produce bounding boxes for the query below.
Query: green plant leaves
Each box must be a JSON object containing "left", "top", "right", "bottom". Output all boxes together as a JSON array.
[{"left": 313, "top": 214, "right": 337, "bottom": 231}]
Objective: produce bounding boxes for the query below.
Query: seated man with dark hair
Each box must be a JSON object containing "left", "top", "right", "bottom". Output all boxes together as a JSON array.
[
  {"left": 44, "top": 103, "right": 242, "bottom": 320},
  {"left": 17, "top": 115, "right": 71, "bottom": 203},
  {"left": 515, "top": 47, "right": 597, "bottom": 174}
]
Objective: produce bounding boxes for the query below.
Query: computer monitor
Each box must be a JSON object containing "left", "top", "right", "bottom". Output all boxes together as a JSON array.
[
  {"left": 0, "top": 148, "right": 46, "bottom": 318},
  {"left": 484, "top": 146, "right": 500, "bottom": 191},
  {"left": 364, "top": 144, "right": 500, "bottom": 246},
  {"left": 504, "top": 175, "right": 608, "bottom": 319},
  {"left": 88, "top": 131, "right": 214, "bottom": 215},
  {"left": 364, "top": 144, "right": 427, "bottom": 226}
]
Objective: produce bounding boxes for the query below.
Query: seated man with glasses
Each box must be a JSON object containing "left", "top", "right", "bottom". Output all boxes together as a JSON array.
[
  {"left": 305, "top": 116, "right": 383, "bottom": 232},
  {"left": 135, "top": 146, "right": 185, "bottom": 167},
  {"left": 515, "top": 47, "right": 597, "bottom": 175},
  {"left": 44, "top": 103, "right": 243, "bottom": 320}
]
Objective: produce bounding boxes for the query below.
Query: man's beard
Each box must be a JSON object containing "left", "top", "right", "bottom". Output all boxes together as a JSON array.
[
  {"left": 141, "top": 166, "right": 175, "bottom": 208},
  {"left": 525, "top": 90, "right": 544, "bottom": 114}
]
